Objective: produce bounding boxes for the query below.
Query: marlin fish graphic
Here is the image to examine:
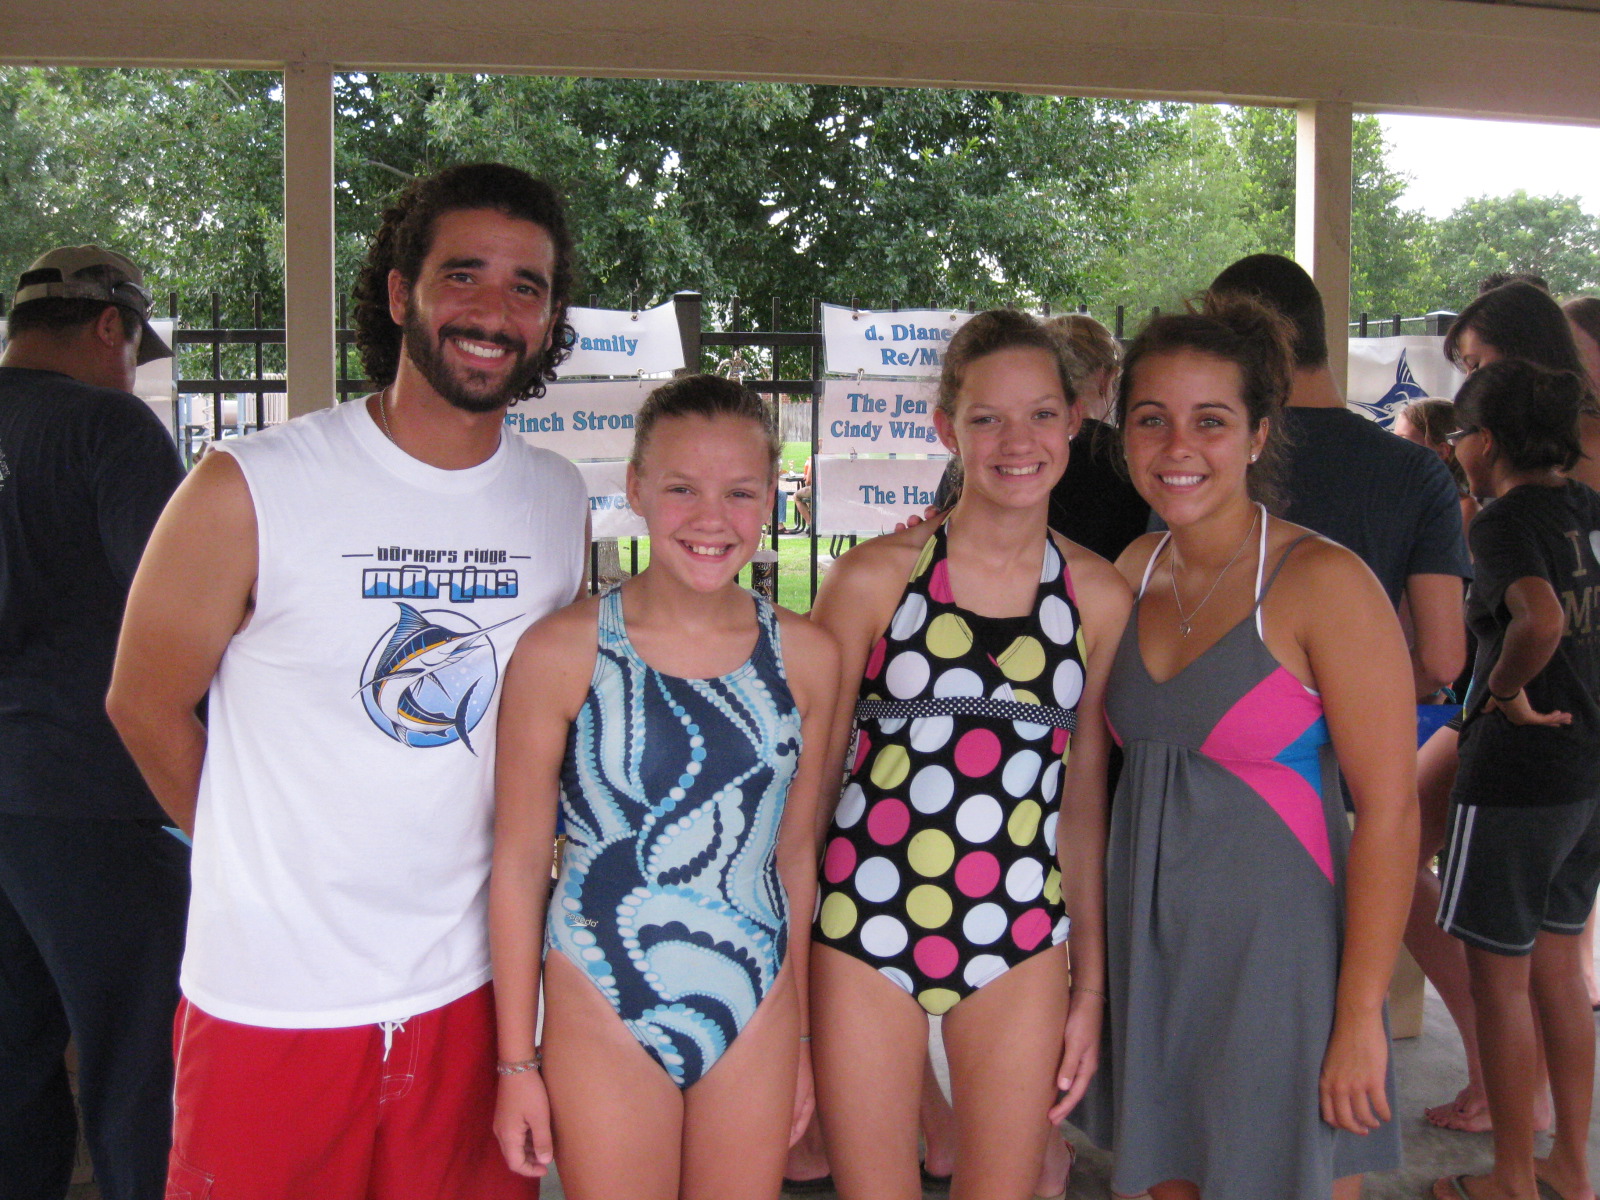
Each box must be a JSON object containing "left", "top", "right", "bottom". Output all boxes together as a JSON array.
[
  {"left": 356, "top": 602, "right": 520, "bottom": 753},
  {"left": 1350, "top": 348, "right": 1431, "bottom": 426}
]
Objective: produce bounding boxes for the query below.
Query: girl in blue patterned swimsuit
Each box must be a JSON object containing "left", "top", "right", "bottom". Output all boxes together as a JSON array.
[{"left": 490, "top": 376, "right": 839, "bottom": 1199}]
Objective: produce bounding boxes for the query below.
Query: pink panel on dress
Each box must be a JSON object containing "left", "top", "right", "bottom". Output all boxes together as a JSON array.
[
  {"left": 1201, "top": 667, "right": 1322, "bottom": 760},
  {"left": 1200, "top": 667, "right": 1334, "bottom": 884}
]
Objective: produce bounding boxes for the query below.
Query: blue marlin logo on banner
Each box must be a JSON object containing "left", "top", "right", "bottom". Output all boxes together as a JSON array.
[
  {"left": 1351, "top": 348, "right": 1431, "bottom": 427},
  {"left": 356, "top": 602, "right": 519, "bottom": 752}
]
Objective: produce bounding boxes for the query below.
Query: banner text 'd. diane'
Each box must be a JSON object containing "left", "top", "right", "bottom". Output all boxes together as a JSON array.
[{"left": 822, "top": 304, "right": 972, "bottom": 378}]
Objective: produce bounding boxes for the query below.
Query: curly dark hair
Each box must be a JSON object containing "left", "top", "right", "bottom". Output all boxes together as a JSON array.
[
  {"left": 1115, "top": 292, "right": 1296, "bottom": 512},
  {"left": 351, "top": 163, "right": 577, "bottom": 401}
]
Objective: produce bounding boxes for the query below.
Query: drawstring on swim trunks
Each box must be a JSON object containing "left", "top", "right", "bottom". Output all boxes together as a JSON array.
[{"left": 378, "top": 1019, "right": 408, "bottom": 1061}]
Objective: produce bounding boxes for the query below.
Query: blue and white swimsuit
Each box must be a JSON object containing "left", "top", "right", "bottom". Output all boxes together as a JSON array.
[{"left": 547, "top": 587, "right": 802, "bottom": 1088}]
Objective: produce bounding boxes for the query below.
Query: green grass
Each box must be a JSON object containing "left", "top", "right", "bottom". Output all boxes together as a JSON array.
[{"left": 781, "top": 441, "right": 810, "bottom": 475}]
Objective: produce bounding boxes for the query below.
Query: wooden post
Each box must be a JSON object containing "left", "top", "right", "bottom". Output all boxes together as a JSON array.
[
  {"left": 673, "top": 291, "right": 704, "bottom": 374},
  {"left": 1295, "top": 101, "right": 1353, "bottom": 394},
  {"left": 283, "top": 62, "right": 336, "bottom": 417}
]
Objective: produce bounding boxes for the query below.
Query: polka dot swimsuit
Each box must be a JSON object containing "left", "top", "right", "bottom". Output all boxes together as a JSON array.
[{"left": 814, "top": 521, "right": 1086, "bottom": 1015}]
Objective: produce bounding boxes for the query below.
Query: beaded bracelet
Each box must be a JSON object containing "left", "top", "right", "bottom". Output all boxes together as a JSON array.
[
  {"left": 1070, "top": 985, "right": 1108, "bottom": 1000},
  {"left": 496, "top": 1054, "right": 541, "bottom": 1076}
]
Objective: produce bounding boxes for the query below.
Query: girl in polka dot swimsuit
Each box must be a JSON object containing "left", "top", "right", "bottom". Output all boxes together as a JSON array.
[
  {"left": 817, "top": 524, "right": 1086, "bottom": 1009},
  {"left": 491, "top": 377, "right": 840, "bottom": 1198},
  {"left": 809, "top": 310, "right": 1131, "bottom": 1200}
]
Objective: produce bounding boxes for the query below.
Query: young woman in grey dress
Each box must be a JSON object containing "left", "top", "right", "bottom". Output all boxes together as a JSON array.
[{"left": 1103, "top": 295, "right": 1419, "bottom": 1200}]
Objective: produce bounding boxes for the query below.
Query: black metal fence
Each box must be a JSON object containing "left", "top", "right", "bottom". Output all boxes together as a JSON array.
[{"left": 9, "top": 290, "right": 1457, "bottom": 607}]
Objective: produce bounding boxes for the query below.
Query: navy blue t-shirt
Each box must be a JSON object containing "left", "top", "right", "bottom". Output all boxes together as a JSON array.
[
  {"left": 1456, "top": 480, "right": 1600, "bottom": 807},
  {"left": 1280, "top": 406, "right": 1472, "bottom": 606},
  {"left": 0, "top": 366, "right": 183, "bottom": 818},
  {"left": 1048, "top": 419, "right": 1151, "bottom": 563}
]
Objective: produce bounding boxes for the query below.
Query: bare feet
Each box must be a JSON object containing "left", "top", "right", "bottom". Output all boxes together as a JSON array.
[
  {"left": 1425, "top": 1086, "right": 1554, "bottom": 1134},
  {"left": 1426, "top": 1089, "right": 1494, "bottom": 1133}
]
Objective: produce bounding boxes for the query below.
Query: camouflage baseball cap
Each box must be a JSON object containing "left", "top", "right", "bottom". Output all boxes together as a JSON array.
[{"left": 14, "top": 245, "right": 173, "bottom": 365}]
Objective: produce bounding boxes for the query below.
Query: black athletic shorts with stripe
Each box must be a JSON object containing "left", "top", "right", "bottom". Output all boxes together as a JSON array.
[{"left": 1438, "top": 795, "right": 1600, "bottom": 955}]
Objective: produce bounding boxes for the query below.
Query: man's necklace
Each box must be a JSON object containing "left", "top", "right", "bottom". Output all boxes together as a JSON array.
[
  {"left": 1169, "top": 509, "right": 1258, "bottom": 638},
  {"left": 376, "top": 387, "right": 397, "bottom": 445}
]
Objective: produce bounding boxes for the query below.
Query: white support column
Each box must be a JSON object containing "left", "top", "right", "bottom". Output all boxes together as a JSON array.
[
  {"left": 1295, "top": 101, "right": 1353, "bottom": 394},
  {"left": 283, "top": 61, "right": 336, "bottom": 417}
]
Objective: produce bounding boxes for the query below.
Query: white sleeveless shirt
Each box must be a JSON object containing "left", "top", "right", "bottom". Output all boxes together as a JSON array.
[{"left": 182, "top": 398, "right": 586, "bottom": 1028}]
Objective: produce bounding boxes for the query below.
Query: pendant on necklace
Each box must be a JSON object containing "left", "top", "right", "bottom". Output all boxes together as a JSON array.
[{"left": 1179, "top": 621, "right": 1192, "bottom": 637}]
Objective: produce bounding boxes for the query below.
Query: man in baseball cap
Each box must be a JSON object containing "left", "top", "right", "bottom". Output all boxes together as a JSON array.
[
  {"left": 1, "top": 245, "right": 185, "bottom": 1199},
  {"left": 12, "top": 244, "right": 173, "bottom": 366}
]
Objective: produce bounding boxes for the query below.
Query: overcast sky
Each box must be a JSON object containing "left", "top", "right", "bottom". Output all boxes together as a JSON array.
[{"left": 1378, "top": 113, "right": 1600, "bottom": 219}]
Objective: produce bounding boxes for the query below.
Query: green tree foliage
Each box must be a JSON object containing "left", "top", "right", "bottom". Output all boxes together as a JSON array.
[
  {"left": 5, "top": 66, "right": 1597, "bottom": 347},
  {"left": 1426, "top": 191, "right": 1600, "bottom": 308},
  {"left": 1222, "top": 107, "right": 1437, "bottom": 320},
  {"left": 332, "top": 74, "right": 1177, "bottom": 326},
  {"left": 1080, "top": 105, "right": 1443, "bottom": 324},
  {"left": 0, "top": 68, "right": 284, "bottom": 326},
  {"left": 1083, "top": 105, "right": 1257, "bottom": 316}
]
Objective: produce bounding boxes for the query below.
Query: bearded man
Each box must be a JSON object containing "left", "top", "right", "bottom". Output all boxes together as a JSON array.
[{"left": 111, "top": 163, "right": 588, "bottom": 1200}]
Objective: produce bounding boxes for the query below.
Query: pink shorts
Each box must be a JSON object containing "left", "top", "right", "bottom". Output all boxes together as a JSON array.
[{"left": 166, "top": 983, "right": 537, "bottom": 1200}]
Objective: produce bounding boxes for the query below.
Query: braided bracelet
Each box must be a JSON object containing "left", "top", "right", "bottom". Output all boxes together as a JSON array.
[{"left": 496, "top": 1054, "right": 542, "bottom": 1076}]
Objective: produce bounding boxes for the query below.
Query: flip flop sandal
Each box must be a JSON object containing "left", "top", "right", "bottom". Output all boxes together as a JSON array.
[
  {"left": 782, "top": 1174, "right": 834, "bottom": 1195},
  {"left": 1034, "top": 1139, "right": 1077, "bottom": 1200}
]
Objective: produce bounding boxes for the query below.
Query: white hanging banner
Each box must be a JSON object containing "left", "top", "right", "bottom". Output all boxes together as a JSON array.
[
  {"left": 1346, "top": 336, "right": 1465, "bottom": 426},
  {"left": 504, "top": 378, "right": 651, "bottom": 459},
  {"left": 561, "top": 300, "right": 685, "bottom": 377},
  {"left": 576, "top": 459, "right": 648, "bottom": 539},
  {"left": 821, "top": 303, "right": 972, "bottom": 378},
  {"left": 819, "top": 378, "right": 943, "bottom": 454},
  {"left": 816, "top": 455, "right": 950, "bottom": 533}
]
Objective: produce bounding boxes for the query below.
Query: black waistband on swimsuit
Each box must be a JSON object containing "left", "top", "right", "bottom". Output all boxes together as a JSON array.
[{"left": 854, "top": 696, "right": 1077, "bottom": 731}]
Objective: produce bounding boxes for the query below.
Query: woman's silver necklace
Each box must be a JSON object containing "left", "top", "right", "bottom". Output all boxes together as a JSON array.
[{"left": 1169, "top": 509, "right": 1258, "bottom": 638}]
